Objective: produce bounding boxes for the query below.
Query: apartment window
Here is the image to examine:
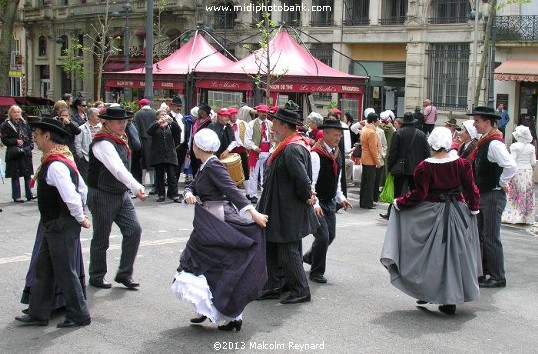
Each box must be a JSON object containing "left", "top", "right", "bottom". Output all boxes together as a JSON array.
[
  {"left": 213, "top": 2, "right": 236, "bottom": 29},
  {"left": 38, "top": 36, "right": 47, "bottom": 56},
  {"left": 429, "top": 0, "right": 470, "bottom": 24},
  {"left": 427, "top": 43, "right": 470, "bottom": 110},
  {"left": 311, "top": 43, "right": 333, "bottom": 101},
  {"left": 281, "top": 0, "right": 301, "bottom": 26},
  {"left": 380, "top": 0, "right": 407, "bottom": 25},
  {"left": 77, "top": 34, "right": 84, "bottom": 56},
  {"left": 311, "top": 0, "right": 334, "bottom": 26},
  {"left": 344, "top": 0, "right": 370, "bottom": 26},
  {"left": 251, "top": 0, "right": 272, "bottom": 26},
  {"left": 60, "top": 35, "right": 69, "bottom": 55}
]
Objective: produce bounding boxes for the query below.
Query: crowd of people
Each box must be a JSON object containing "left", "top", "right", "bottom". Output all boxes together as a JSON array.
[{"left": 1, "top": 94, "right": 534, "bottom": 330}]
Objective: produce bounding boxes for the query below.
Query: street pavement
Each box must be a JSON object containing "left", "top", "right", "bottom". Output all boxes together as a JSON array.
[{"left": 0, "top": 149, "right": 537, "bottom": 353}]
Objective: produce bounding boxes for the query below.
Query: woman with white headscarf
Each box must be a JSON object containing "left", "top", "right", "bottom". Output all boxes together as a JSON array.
[
  {"left": 381, "top": 127, "right": 481, "bottom": 315},
  {"left": 457, "top": 120, "right": 480, "bottom": 160},
  {"left": 171, "top": 129, "right": 268, "bottom": 331},
  {"left": 502, "top": 126, "right": 536, "bottom": 224}
]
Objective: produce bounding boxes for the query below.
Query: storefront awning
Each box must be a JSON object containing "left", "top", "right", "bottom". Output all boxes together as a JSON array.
[{"left": 495, "top": 59, "right": 538, "bottom": 82}]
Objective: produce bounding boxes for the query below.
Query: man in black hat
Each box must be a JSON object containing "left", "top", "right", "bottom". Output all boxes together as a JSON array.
[
  {"left": 303, "top": 119, "right": 352, "bottom": 283},
  {"left": 87, "top": 106, "right": 147, "bottom": 290},
  {"left": 257, "top": 108, "right": 318, "bottom": 304},
  {"left": 15, "top": 118, "right": 91, "bottom": 328},
  {"left": 470, "top": 106, "right": 516, "bottom": 288},
  {"left": 168, "top": 97, "right": 186, "bottom": 180},
  {"left": 189, "top": 103, "right": 213, "bottom": 177},
  {"left": 380, "top": 112, "right": 430, "bottom": 220},
  {"left": 133, "top": 98, "right": 156, "bottom": 192}
]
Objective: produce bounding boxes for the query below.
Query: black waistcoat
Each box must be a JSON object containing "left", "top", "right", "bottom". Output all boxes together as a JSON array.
[
  {"left": 315, "top": 151, "right": 342, "bottom": 201},
  {"left": 37, "top": 160, "right": 78, "bottom": 223},
  {"left": 88, "top": 136, "right": 129, "bottom": 194},
  {"left": 474, "top": 139, "right": 503, "bottom": 193}
]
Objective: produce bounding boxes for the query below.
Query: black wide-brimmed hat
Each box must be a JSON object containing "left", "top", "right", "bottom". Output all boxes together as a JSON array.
[
  {"left": 29, "top": 117, "right": 73, "bottom": 138},
  {"left": 318, "top": 119, "right": 349, "bottom": 130},
  {"left": 401, "top": 112, "right": 417, "bottom": 125},
  {"left": 98, "top": 106, "right": 134, "bottom": 120},
  {"left": 269, "top": 108, "right": 302, "bottom": 126},
  {"left": 198, "top": 103, "right": 211, "bottom": 114},
  {"left": 466, "top": 106, "right": 500, "bottom": 120},
  {"left": 170, "top": 96, "right": 182, "bottom": 106}
]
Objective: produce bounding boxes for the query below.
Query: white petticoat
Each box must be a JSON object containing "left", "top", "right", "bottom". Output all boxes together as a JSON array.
[{"left": 171, "top": 271, "right": 242, "bottom": 325}]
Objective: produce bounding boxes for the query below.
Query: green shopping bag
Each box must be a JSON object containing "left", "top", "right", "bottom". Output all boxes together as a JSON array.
[{"left": 379, "top": 173, "right": 394, "bottom": 203}]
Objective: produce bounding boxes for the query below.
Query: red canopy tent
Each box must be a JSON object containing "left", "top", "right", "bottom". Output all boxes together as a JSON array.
[
  {"left": 196, "top": 29, "right": 367, "bottom": 113},
  {"left": 104, "top": 31, "right": 236, "bottom": 92}
]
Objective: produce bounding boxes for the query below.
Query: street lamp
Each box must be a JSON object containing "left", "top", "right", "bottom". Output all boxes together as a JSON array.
[{"left": 122, "top": 1, "right": 132, "bottom": 101}]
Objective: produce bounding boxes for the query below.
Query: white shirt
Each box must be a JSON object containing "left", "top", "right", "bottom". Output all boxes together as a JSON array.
[
  {"left": 92, "top": 140, "right": 145, "bottom": 194},
  {"left": 510, "top": 141, "right": 536, "bottom": 169},
  {"left": 227, "top": 119, "right": 247, "bottom": 152},
  {"left": 170, "top": 111, "right": 185, "bottom": 143},
  {"left": 487, "top": 140, "right": 518, "bottom": 188},
  {"left": 311, "top": 141, "right": 346, "bottom": 208},
  {"left": 341, "top": 121, "right": 352, "bottom": 153},
  {"left": 45, "top": 161, "right": 88, "bottom": 223},
  {"left": 244, "top": 118, "right": 269, "bottom": 151}
]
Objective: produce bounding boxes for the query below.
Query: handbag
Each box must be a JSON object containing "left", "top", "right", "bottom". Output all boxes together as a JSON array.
[
  {"left": 5, "top": 145, "right": 25, "bottom": 162},
  {"left": 379, "top": 173, "right": 395, "bottom": 203},
  {"left": 390, "top": 130, "right": 418, "bottom": 176}
]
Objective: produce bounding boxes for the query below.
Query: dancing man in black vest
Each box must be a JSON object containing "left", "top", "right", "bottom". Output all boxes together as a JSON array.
[
  {"left": 87, "top": 106, "right": 147, "bottom": 290},
  {"left": 303, "top": 119, "right": 352, "bottom": 283},
  {"left": 15, "top": 118, "right": 91, "bottom": 328},
  {"left": 469, "top": 106, "right": 516, "bottom": 288}
]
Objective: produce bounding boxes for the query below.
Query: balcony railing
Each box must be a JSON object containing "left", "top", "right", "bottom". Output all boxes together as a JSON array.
[
  {"left": 496, "top": 15, "right": 538, "bottom": 41},
  {"left": 310, "top": 19, "right": 334, "bottom": 27},
  {"left": 379, "top": 16, "right": 406, "bottom": 25},
  {"left": 343, "top": 18, "right": 370, "bottom": 26}
]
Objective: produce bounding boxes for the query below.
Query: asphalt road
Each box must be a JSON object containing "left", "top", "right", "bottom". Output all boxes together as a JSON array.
[{"left": 0, "top": 149, "right": 537, "bottom": 353}]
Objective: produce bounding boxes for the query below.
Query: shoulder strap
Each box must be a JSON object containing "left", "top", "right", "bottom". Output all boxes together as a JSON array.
[{"left": 407, "top": 129, "right": 418, "bottom": 153}]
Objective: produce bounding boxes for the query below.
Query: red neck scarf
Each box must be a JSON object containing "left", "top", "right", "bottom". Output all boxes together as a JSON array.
[
  {"left": 312, "top": 140, "right": 339, "bottom": 176},
  {"left": 94, "top": 128, "right": 131, "bottom": 157},
  {"left": 470, "top": 128, "right": 504, "bottom": 162},
  {"left": 267, "top": 132, "right": 310, "bottom": 167}
]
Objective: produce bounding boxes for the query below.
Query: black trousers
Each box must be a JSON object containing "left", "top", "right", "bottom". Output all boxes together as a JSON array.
[
  {"left": 155, "top": 163, "right": 179, "bottom": 198},
  {"left": 265, "top": 240, "right": 310, "bottom": 297},
  {"left": 360, "top": 165, "right": 376, "bottom": 208},
  {"left": 176, "top": 145, "right": 187, "bottom": 179},
  {"left": 304, "top": 199, "right": 336, "bottom": 276},
  {"left": 374, "top": 166, "right": 383, "bottom": 202},
  {"left": 29, "top": 216, "right": 90, "bottom": 322},
  {"left": 423, "top": 124, "right": 435, "bottom": 135}
]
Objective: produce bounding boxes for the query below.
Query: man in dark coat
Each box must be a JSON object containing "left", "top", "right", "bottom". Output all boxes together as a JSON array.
[
  {"left": 133, "top": 98, "right": 156, "bottom": 192},
  {"left": 257, "top": 108, "right": 318, "bottom": 304},
  {"left": 380, "top": 112, "right": 430, "bottom": 219},
  {"left": 208, "top": 108, "right": 236, "bottom": 159}
]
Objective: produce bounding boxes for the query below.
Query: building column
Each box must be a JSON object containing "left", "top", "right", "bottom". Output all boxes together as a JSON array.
[
  {"left": 404, "top": 31, "right": 426, "bottom": 112},
  {"left": 369, "top": 0, "right": 380, "bottom": 25}
]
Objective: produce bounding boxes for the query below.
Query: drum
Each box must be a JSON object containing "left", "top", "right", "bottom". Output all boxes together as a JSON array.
[{"left": 220, "top": 153, "right": 245, "bottom": 186}]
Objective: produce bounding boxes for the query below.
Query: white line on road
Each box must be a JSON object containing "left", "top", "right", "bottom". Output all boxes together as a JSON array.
[{"left": 0, "top": 237, "right": 188, "bottom": 265}]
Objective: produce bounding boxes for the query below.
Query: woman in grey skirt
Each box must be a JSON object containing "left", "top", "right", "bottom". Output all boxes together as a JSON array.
[{"left": 380, "top": 127, "right": 481, "bottom": 315}]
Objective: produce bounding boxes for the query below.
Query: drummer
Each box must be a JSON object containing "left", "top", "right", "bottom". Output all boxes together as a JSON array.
[
  {"left": 225, "top": 107, "right": 249, "bottom": 182},
  {"left": 208, "top": 108, "right": 236, "bottom": 159}
]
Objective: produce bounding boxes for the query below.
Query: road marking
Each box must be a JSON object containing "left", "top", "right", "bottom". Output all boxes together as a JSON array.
[{"left": 0, "top": 237, "right": 188, "bottom": 265}]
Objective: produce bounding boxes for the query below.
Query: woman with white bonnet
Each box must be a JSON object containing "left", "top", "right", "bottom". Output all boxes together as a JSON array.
[
  {"left": 457, "top": 119, "right": 480, "bottom": 160},
  {"left": 171, "top": 128, "right": 268, "bottom": 331},
  {"left": 380, "top": 127, "right": 481, "bottom": 315},
  {"left": 502, "top": 125, "right": 536, "bottom": 224}
]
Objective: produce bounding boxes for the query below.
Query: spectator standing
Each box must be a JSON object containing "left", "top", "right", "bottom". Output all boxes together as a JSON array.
[
  {"left": 422, "top": 99, "right": 438, "bottom": 135},
  {"left": 413, "top": 106, "right": 425, "bottom": 132},
  {"left": 133, "top": 98, "right": 156, "bottom": 191},
  {"left": 360, "top": 113, "right": 382, "bottom": 209},
  {"left": 71, "top": 97, "right": 87, "bottom": 126},
  {"left": 74, "top": 107, "right": 101, "bottom": 182},
  {"left": 496, "top": 102, "right": 510, "bottom": 139}
]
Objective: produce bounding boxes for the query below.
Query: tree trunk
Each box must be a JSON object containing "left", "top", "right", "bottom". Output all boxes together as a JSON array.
[
  {"left": 474, "top": 0, "right": 497, "bottom": 107},
  {"left": 0, "top": 0, "right": 21, "bottom": 96}
]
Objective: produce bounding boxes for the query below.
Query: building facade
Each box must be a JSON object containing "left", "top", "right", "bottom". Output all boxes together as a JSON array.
[{"left": 16, "top": 0, "right": 532, "bottom": 126}]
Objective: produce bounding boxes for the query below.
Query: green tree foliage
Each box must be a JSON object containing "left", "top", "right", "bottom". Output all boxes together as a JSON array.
[{"left": 0, "top": 0, "right": 21, "bottom": 96}]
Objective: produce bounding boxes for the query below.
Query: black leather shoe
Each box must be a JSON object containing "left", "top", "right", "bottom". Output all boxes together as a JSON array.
[
  {"left": 14, "top": 314, "right": 48, "bottom": 326},
  {"left": 416, "top": 300, "right": 428, "bottom": 305},
  {"left": 438, "top": 305, "right": 456, "bottom": 315},
  {"left": 27, "top": 195, "right": 37, "bottom": 201},
  {"left": 218, "top": 320, "right": 242, "bottom": 331},
  {"left": 190, "top": 315, "right": 207, "bottom": 324},
  {"left": 13, "top": 198, "right": 25, "bottom": 203},
  {"left": 379, "top": 213, "right": 389, "bottom": 220},
  {"left": 309, "top": 274, "right": 327, "bottom": 283},
  {"left": 256, "top": 289, "right": 280, "bottom": 300},
  {"left": 114, "top": 276, "right": 140, "bottom": 289},
  {"left": 173, "top": 197, "right": 182, "bottom": 203},
  {"left": 57, "top": 317, "right": 91, "bottom": 328},
  {"left": 89, "top": 278, "right": 112, "bottom": 289},
  {"left": 479, "top": 278, "right": 506, "bottom": 288},
  {"left": 280, "top": 293, "right": 311, "bottom": 304},
  {"left": 156, "top": 196, "right": 165, "bottom": 202},
  {"left": 148, "top": 189, "right": 158, "bottom": 195}
]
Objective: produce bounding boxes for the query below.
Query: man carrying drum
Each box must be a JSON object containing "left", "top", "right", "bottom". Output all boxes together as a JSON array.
[
  {"left": 225, "top": 107, "right": 249, "bottom": 185},
  {"left": 244, "top": 104, "right": 273, "bottom": 204}
]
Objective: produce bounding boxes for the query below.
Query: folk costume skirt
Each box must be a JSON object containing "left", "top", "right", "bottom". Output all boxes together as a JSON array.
[{"left": 380, "top": 201, "right": 481, "bottom": 305}]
